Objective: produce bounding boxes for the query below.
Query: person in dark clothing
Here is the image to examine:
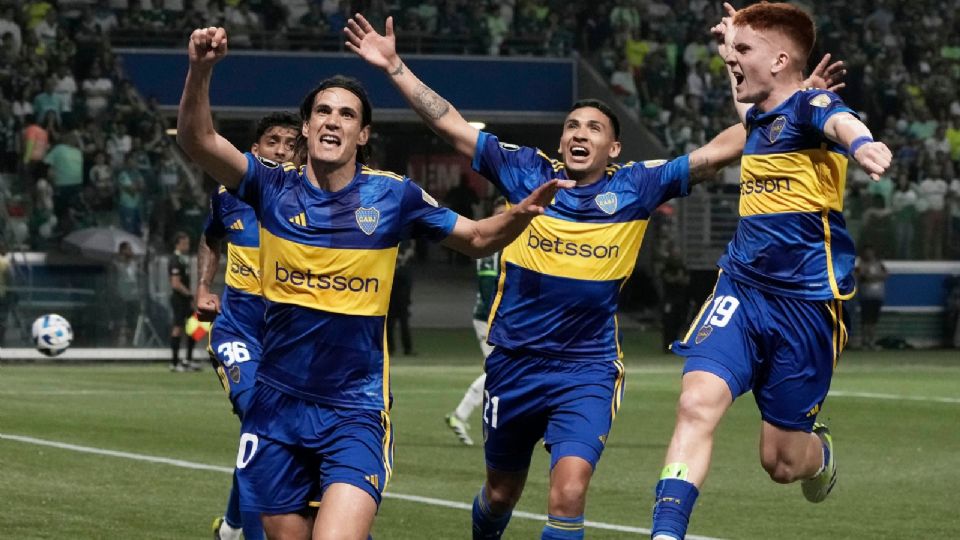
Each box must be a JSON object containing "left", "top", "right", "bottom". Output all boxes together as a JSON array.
[
  {"left": 387, "top": 239, "right": 416, "bottom": 355},
  {"left": 660, "top": 244, "right": 690, "bottom": 353},
  {"left": 169, "top": 231, "right": 196, "bottom": 371}
]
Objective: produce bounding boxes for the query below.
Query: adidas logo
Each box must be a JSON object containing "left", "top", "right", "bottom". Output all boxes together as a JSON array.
[
  {"left": 288, "top": 212, "right": 306, "bottom": 227},
  {"left": 364, "top": 474, "right": 379, "bottom": 490},
  {"left": 228, "top": 219, "right": 244, "bottom": 231}
]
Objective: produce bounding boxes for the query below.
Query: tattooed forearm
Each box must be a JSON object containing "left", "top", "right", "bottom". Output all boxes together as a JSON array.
[
  {"left": 688, "top": 152, "right": 717, "bottom": 183},
  {"left": 414, "top": 83, "right": 450, "bottom": 120},
  {"left": 389, "top": 62, "right": 404, "bottom": 76}
]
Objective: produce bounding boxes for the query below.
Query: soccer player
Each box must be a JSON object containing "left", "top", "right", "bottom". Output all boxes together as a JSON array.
[
  {"left": 196, "top": 111, "right": 299, "bottom": 540},
  {"left": 168, "top": 231, "right": 196, "bottom": 372},
  {"left": 345, "top": 15, "right": 751, "bottom": 540},
  {"left": 177, "top": 26, "right": 570, "bottom": 540},
  {"left": 649, "top": 4, "right": 892, "bottom": 540},
  {"left": 445, "top": 196, "right": 507, "bottom": 447}
]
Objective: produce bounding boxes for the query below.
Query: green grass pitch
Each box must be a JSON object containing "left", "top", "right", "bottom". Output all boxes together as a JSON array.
[{"left": 1, "top": 329, "right": 958, "bottom": 539}]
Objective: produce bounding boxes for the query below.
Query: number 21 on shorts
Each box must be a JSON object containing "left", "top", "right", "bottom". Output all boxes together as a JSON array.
[{"left": 483, "top": 390, "right": 500, "bottom": 428}]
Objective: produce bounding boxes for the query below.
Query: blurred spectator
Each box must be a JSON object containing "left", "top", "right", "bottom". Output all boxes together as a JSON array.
[
  {"left": 116, "top": 153, "right": 144, "bottom": 235},
  {"left": 0, "top": 100, "right": 16, "bottom": 174},
  {"left": 917, "top": 162, "right": 948, "bottom": 259},
  {"left": 0, "top": 241, "right": 10, "bottom": 346},
  {"left": 88, "top": 150, "right": 115, "bottom": 218},
  {"left": 659, "top": 243, "right": 690, "bottom": 353},
  {"left": 387, "top": 240, "right": 415, "bottom": 356},
  {"left": 224, "top": 0, "right": 260, "bottom": 48},
  {"left": 53, "top": 65, "right": 77, "bottom": 126},
  {"left": 855, "top": 245, "right": 888, "bottom": 350},
  {"left": 21, "top": 113, "right": 49, "bottom": 181},
  {"left": 890, "top": 171, "right": 918, "bottom": 259},
  {"left": 81, "top": 64, "right": 113, "bottom": 119},
  {"left": 484, "top": 3, "right": 509, "bottom": 56},
  {"left": 106, "top": 122, "right": 132, "bottom": 167},
  {"left": 33, "top": 8, "right": 58, "bottom": 50},
  {"left": 33, "top": 77, "right": 63, "bottom": 127},
  {"left": 610, "top": 56, "right": 639, "bottom": 111},
  {"left": 43, "top": 132, "right": 84, "bottom": 213},
  {"left": 29, "top": 174, "right": 57, "bottom": 247},
  {"left": 110, "top": 240, "right": 142, "bottom": 346},
  {"left": 861, "top": 193, "right": 892, "bottom": 256},
  {"left": 0, "top": 6, "right": 22, "bottom": 53}
]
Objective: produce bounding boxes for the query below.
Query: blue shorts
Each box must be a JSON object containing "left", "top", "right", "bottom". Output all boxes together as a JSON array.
[
  {"left": 235, "top": 383, "right": 393, "bottom": 514},
  {"left": 672, "top": 272, "right": 848, "bottom": 431},
  {"left": 208, "top": 321, "right": 262, "bottom": 418},
  {"left": 482, "top": 347, "right": 625, "bottom": 472}
]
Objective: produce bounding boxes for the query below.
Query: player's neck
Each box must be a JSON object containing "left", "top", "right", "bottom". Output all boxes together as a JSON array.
[
  {"left": 305, "top": 159, "right": 355, "bottom": 192},
  {"left": 567, "top": 167, "right": 606, "bottom": 186},
  {"left": 755, "top": 82, "right": 802, "bottom": 113}
]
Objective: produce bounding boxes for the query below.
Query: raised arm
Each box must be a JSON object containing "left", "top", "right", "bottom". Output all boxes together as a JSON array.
[
  {"left": 687, "top": 123, "right": 747, "bottom": 185},
  {"left": 195, "top": 233, "right": 222, "bottom": 321},
  {"left": 442, "top": 179, "right": 574, "bottom": 258},
  {"left": 176, "top": 26, "right": 247, "bottom": 189},
  {"left": 345, "top": 15, "right": 479, "bottom": 159},
  {"left": 823, "top": 113, "right": 892, "bottom": 181}
]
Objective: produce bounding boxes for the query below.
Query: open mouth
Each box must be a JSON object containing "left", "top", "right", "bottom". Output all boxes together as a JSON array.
[
  {"left": 733, "top": 71, "right": 745, "bottom": 86},
  {"left": 319, "top": 134, "right": 341, "bottom": 148},
  {"left": 570, "top": 145, "right": 590, "bottom": 159}
]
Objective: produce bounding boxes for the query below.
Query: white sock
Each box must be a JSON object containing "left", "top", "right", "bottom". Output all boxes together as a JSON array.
[
  {"left": 218, "top": 519, "right": 242, "bottom": 540},
  {"left": 454, "top": 373, "right": 486, "bottom": 421}
]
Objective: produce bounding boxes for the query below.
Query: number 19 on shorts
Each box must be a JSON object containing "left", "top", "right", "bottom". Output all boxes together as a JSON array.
[{"left": 483, "top": 390, "right": 500, "bottom": 428}]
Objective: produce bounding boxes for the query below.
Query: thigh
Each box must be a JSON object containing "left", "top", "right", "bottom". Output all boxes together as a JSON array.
[
  {"left": 236, "top": 388, "right": 318, "bottom": 514},
  {"left": 543, "top": 359, "right": 623, "bottom": 470},
  {"left": 672, "top": 272, "right": 761, "bottom": 399},
  {"left": 754, "top": 297, "right": 847, "bottom": 431},
  {"left": 482, "top": 348, "right": 551, "bottom": 472},
  {"left": 318, "top": 409, "right": 392, "bottom": 508}
]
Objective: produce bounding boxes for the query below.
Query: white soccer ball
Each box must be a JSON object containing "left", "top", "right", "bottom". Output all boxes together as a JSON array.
[{"left": 31, "top": 314, "right": 74, "bottom": 357}]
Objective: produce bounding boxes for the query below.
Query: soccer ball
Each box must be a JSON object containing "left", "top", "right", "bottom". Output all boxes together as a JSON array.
[{"left": 31, "top": 314, "right": 74, "bottom": 357}]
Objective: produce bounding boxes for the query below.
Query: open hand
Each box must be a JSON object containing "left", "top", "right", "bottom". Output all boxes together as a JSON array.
[
  {"left": 710, "top": 2, "right": 737, "bottom": 59},
  {"left": 344, "top": 15, "right": 400, "bottom": 73},
  {"left": 804, "top": 53, "right": 847, "bottom": 92},
  {"left": 512, "top": 179, "right": 576, "bottom": 217}
]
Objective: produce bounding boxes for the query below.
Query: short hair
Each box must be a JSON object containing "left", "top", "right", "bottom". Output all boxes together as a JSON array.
[
  {"left": 173, "top": 231, "right": 190, "bottom": 247},
  {"left": 299, "top": 75, "right": 372, "bottom": 128},
  {"left": 570, "top": 99, "right": 620, "bottom": 140},
  {"left": 734, "top": 2, "right": 816, "bottom": 64},
  {"left": 254, "top": 111, "right": 300, "bottom": 141},
  {"left": 299, "top": 75, "right": 373, "bottom": 163}
]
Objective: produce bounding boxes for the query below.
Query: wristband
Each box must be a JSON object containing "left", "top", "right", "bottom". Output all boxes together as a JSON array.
[{"left": 849, "top": 135, "right": 873, "bottom": 156}]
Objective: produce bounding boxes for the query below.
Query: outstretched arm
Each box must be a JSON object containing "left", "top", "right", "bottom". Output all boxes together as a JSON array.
[
  {"left": 442, "top": 179, "right": 574, "bottom": 258},
  {"left": 823, "top": 113, "right": 892, "bottom": 181},
  {"left": 345, "top": 15, "right": 480, "bottom": 159},
  {"left": 687, "top": 123, "right": 747, "bottom": 185},
  {"left": 176, "top": 26, "right": 247, "bottom": 189},
  {"left": 195, "top": 233, "right": 222, "bottom": 322}
]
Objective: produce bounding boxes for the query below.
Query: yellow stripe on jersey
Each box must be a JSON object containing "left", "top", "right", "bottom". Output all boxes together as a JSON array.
[
  {"left": 225, "top": 244, "right": 261, "bottom": 295},
  {"left": 501, "top": 216, "right": 646, "bottom": 282},
  {"left": 821, "top": 209, "right": 856, "bottom": 300},
  {"left": 361, "top": 166, "right": 404, "bottom": 181},
  {"left": 259, "top": 228, "right": 398, "bottom": 316},
  {"left": 739, "top": 149, "right": 848, "bottom": 216}
]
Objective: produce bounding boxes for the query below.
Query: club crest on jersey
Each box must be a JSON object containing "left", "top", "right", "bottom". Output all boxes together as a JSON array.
[
  {"left": 769, "top": 116, "right": 787, "bottom": 143},
  {"left": 595, "top": 192, "right": 618, "bottom": 215},
  {"left": 355, "top": 207, "right": 380, "bottom": 235},
  {"left": 695, "top": 324, "right": 713, "bottom": 344},
  {"left": 809, "top": 93, "right": 832, "bottom": 108}
]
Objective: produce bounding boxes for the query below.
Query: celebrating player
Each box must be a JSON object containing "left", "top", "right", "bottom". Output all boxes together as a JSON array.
[
  {"left": 649, "top": 4, "right": 892, "bottom": 540},
  {"left": 196, "top": 111, "right": 300, "bottom": 540},
  {"left": 177, "top": 26, "right": 571, "bottom": 540},
  {"left": 445, "top": 196, "right": 508, "bottom": 446},
  {"left": 345, "top": 15, "right": 751, "bottom": 540}
]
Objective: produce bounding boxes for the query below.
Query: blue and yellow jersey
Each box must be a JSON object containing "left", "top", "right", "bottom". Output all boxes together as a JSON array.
[
  {"left": 203, "top": 185, "right": 266, "bottom": 346},
  {"left": 235, "top": 153, "right": 458, "bottom": 410},
  {"left": 719, "top": 89, "right": 857, "bottom": 300},
  {"left": 472, "top": 131, "right": 690, "bottom": 361}
]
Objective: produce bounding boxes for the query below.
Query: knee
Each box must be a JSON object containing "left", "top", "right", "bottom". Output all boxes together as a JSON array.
[
  {"left": 675, "top": 389, "right": 718, "bottom": 426},
  {"left": 485, "top": 480, "right": 524, "bottom": 513},
  {"left": 548, "top": 477, "right": 588, "bottom": 516},
  {"left": 760, "top": 451, "right": 802, "bottom": 484}
]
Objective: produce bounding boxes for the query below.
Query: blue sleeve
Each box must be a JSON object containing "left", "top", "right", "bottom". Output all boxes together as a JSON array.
[
  {"left": 629, "top": 155, "right": 690, "bottom": 209},
  {"left": 471, "top": 131, "right": 550, "bottom": 202},
  {"left": 400, "top": 179, "right": 458, "bottom": 242},
  {"left": 234, "top": 152, "right": 285, "bottom": 212},
  {"left": 202, "top": 192, "right": 226, "bottom": 240},
  {"left": 803, "top": 90, "right": 857, "bottom": 133}
]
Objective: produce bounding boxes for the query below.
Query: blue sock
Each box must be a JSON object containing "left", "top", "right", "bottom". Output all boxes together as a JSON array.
[
  {"left": 224, "top": 472, "right": 243, "bottom": 528},
  {"left": 472, "top": 486, "right": 512, "bottom": 539},
  {"left": 651, "top": 478, "right": 699, "bottom": 540},
  {"left": 541, "top": 514, "right": 584, "bottom": 539}
]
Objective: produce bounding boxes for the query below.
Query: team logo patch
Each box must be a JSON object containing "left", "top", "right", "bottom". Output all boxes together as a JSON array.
[
  {"left": 421, "top": 188, "right": 439, "bottom": 207},
  {"left": 695, "top": 324, "right": 714, "bottom": 344},
  {"left": 595, "top": 192, "right": 618, "bottom": 215},
  {"left": 809, "top": 93, "right": 832, "bottom": 108},
  {"left": 256, "top": 156, "right": 280, "bottom": 168},
  {"left": 769, "top": 116, "right": 787, "bottom": 143},
  {"left": 642, "top": 159, "right": 667, "bottom": 168},
  {"left": 355, "top": 207, "right": 380, "bottom": 235},
  {"left": 229, "top": 365, "right": 241, "bottom": 383}
]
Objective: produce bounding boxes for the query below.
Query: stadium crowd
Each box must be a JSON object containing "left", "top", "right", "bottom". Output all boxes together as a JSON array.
[{"left": 0, "top": 0, "right": 958, "bottom": 261}]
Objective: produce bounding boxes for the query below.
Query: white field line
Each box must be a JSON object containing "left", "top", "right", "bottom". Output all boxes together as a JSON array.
[
  {"left": 0, "top": 433, "right": 723, "bottom": 539},
  {"left": 828, "top": 390, "right": 960, "bottom": 404}
]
